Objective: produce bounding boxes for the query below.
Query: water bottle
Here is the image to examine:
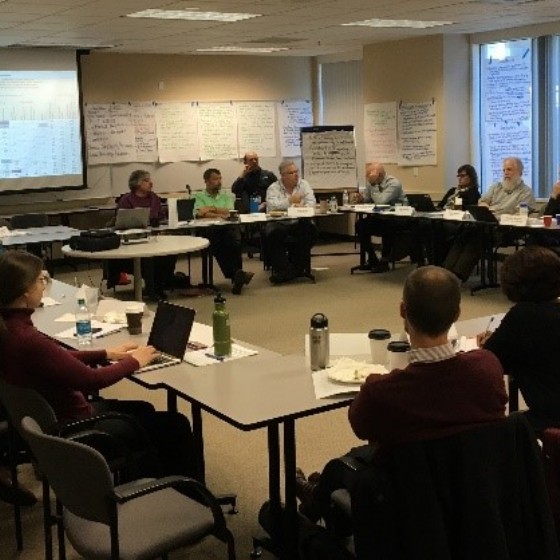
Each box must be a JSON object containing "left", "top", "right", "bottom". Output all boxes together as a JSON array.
[
  {"left": 75, "top": 298, "right": 92, "bottom": 346},
  {"left": 249, "top": 194, "right": 261, "bottom": 213},
  {"left": 403, "top": 195, "right": 409, "bottom": 207},
  {"left": 518, "top": 203, "right": 529, "bottom": 216},
  {"left": 342, "top": 190, "right": 349, "bottom": 206},
  {"left": 329, "top": 196, "right": 338, "bottom": 213},
  {"left": 212, "top": 293, "right": 232, "bottom": 357},
  {"left": 310, "top": 313, "right": 329, "bottom": 371}
]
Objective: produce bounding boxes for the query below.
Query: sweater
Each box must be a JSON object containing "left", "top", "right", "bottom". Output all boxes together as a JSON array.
[
  {"left": 0, "top": 308, "right": 139, "bottom": 421},
  {"left": 484, "top": 301, "right": 560, "bottom": 425},
  {"left": 348, "top": 349, "right": 507, "bottom": 447}
]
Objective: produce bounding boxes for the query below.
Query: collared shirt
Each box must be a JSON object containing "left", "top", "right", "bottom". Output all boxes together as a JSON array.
[
  {"left": 408, "top": 342, "right": 456, "bottom": 364},
  {"left": 479, "top": 180, "right": 535, "bottom": 215},
  {"left": 266, "top": 179, "right": 316, "bottom": 211},
  {"left": 193, "top": 190, "right": 233, "bottom": 216},
  {"left": 364, "top": 174, "right": 405, "bottom": 205}
]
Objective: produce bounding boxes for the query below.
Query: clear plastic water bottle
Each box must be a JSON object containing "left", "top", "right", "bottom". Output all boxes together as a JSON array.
[
  {"left": 212, "top": 293, "right": 232, "bottom": 357},
  {"left": 342, "top": 190, "right": 349, "bottom": 206},
  {"left": 329, "top": 196, "right": 338, "bottom": 213},
  {"left": 75, "top": 298, "right": 92, "bottom": 346},
  {"left": 518, "top": 203, "right": 529, "bottom": 216},
  {"left": 403, "top": 195, "right": 410, "bottom": 207}
]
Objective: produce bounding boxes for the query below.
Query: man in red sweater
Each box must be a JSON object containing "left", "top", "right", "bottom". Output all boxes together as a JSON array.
[{"left": 297, "top": 265, "right": 508, "bottom": 520}]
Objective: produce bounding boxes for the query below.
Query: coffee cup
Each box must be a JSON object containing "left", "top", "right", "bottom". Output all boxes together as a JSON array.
[
  {"left": 543, "top": 215, "right": 553, "bottom": 228},
  {"left": 125, "top": 305, "right": 143, "bottom": 335},
  {"left": 368, "top": 329, "right": 391, "bottom": 365},
  {"left": 229, "top": 209, "right": 239, "bottom": 222},
  {"left": 319, "top": 199, "right": 328, "bottom": 214},
  {"left": 387, "top": 340, "right": 410, "bottom": 370}
]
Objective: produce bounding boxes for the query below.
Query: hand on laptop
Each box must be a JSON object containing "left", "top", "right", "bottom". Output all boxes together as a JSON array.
[
  {"left": 106, "top": 343, "right": 139, "bottom": 361},
  {"left": 130, "top": 346, "right": 158, "bottom": 368}
]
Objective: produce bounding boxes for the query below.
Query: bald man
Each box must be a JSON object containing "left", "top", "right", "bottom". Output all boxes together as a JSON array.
[
  {"left": 355, "top": 163, "right": 406, "bottom": 273},
  {"left": 231, "top": 151, "right": 277, "bottom": 213}
]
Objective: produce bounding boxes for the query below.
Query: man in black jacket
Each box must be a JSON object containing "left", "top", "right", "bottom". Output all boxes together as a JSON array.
[{"left": 231, "top": 152, "right": 277, "bottom": 213}]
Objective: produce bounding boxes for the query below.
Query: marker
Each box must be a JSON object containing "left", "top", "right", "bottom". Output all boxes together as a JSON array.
[{"left": 485, "top": 316, "right": 495, "bottom": 333}]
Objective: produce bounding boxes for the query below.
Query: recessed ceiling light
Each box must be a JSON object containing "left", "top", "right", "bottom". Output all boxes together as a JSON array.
[
  {"left": 196, "top": 46, "right": 289, "bottom": 53},
  {"left": 342, "top": 18, "right": 453, "bottom": 29},
  {"left": 126, "top": 9, "right": 260, "bottom": 22}
]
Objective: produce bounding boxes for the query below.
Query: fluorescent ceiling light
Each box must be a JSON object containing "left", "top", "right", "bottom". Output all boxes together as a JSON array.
[
  {"left": 196, "top": 46, "right": 289, "bottom": 53},
  {"left": 342, "top": 18, "right": 453, "bottom": 29},
  {"left": 126, "top": 9, "right": 260, "bottom": 22}
]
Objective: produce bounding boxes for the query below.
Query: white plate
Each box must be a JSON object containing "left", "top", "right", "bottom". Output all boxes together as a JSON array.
[{"left": 327, "top": 359, "right": 387, "bottom": 384}]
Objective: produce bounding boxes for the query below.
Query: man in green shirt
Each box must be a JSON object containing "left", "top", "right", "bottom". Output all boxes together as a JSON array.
[{"left": 193, "top": 169, "right": 253, "bottom": 294}]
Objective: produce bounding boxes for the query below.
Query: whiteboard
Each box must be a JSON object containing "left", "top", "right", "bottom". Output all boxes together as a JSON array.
[{"left": 301, "top": 126, "right": 357, "bottom": 190}]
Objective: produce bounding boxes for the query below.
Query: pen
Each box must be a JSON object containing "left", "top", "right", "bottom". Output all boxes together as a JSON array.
[
  {"left": 205, "top": 352, "right": 225, "bottom": 362},
  {"left": 485, "top": 316, "right": 495, "bottom": 332}
]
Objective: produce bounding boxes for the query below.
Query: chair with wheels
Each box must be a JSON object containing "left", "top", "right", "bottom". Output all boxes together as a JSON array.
[{"left": 20, "top": 416, "right": 236, "bottom": 560}]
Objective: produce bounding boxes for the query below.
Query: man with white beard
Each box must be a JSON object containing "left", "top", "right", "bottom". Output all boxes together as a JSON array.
[
  {"left": 478, "top": 157, "right": 534, "bottom": 214},
  {"left": 443, "top": 157, "right": 535, "bottom": 281}
]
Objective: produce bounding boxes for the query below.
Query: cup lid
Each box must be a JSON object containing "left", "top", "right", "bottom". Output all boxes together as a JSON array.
[
  {"left": 387, "top": 341, "right": 410, "bottom": 352},
  {"left": 368, "top": 329, "right": 391, "bottom": 340}
]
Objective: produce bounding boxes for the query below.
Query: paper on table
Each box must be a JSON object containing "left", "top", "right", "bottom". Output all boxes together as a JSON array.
[
  {"left": 56, "top": 320, "right": 124, "bottom": 339},
  {"left": 41, "top": 297, "right": 60, "bottom": 307},
  {"left": 183, "top": 343, "right": 258, "bottom": 366},
  {"left": 312, "top": 369, "right": 361, "bottom": 399},
  {"left": 456, "top": 336, "right": 478, "bottom": 352},
  {"left": 240, "top": 214, "right": 268, "bottom": 223}
]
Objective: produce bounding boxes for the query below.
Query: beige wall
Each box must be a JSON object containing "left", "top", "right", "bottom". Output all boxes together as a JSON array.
[{"left": 362, "top": 35, "right": 470, "bottom": 198}]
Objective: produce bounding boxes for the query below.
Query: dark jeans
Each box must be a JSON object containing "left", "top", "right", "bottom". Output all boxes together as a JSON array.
[
  {"left": 201, "top": 226, "right": 242, "bottom": 280},
  {"left": 264, "top": 219, "right": 318, "bottom": 274},
  {"left": 355, "top": 216, "right": 396, "bottom": 264},
  {"left": 91, "top": 398, "right": 197, "bottom": 479}
]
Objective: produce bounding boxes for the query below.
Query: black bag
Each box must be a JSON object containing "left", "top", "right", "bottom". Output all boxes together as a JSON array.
[{"left": 69, "top": 229, "right": 121, "bottom": 252}]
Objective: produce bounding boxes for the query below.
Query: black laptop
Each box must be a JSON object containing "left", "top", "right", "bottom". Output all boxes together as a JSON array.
[
  {"left": 177, "top": 198, "right": 195, "bottom": 222},
  {"left": 114, "top": 208, "right": 150, "bottom": 230},
  {"left": 467, "top": 205, "right": 499, "bottom": 223},
  {"left": 136, "top": 302, "right": 196, "bottom": 373},
  {"left": 406, "top": 193, "right": 438, "bottom": 212}
]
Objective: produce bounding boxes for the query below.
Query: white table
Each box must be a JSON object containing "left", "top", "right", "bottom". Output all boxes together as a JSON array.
[{"left": 62, "top": 235, "right": 209, "bottom": 300}]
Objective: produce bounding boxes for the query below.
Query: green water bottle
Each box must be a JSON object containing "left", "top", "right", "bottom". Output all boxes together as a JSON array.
[{"left": 213, "top": 293, "right": 232, "bottom": 357}]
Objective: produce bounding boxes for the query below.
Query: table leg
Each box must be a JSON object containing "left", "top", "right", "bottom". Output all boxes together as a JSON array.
[
  {"left": 283, "top": 419, "right": 299, "bottom": 559},
  {"left": 132, "top": 257, "right": 143, "bottom": 301},
  {"left": 191, "top": 403, "right": 206, "bottom": 484}
]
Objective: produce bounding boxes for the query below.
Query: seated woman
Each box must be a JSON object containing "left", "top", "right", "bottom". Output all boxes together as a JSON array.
[
  {"left": 0, "top": 251, "right": 196, "bottom": 478},
  {"left": 478, "top": 246, "right": 560, "bottom": 432}
]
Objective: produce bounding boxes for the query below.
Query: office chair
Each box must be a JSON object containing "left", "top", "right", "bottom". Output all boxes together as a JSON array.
[
  {"left": 320, "top": 414, "right": 560, "bottom": 560},
  {"left": 21, "top": 416, "right": 236, "bottom": 560}
]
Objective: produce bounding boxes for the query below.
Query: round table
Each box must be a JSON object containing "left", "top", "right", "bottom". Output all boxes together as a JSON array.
[{"left": 62, "top": 235, "right": 209, "bottom": 300}]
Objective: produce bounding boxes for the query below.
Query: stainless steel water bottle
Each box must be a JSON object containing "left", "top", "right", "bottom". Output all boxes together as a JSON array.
[{"left": 310, "top": 313, "right": 329, "bottom": 371}]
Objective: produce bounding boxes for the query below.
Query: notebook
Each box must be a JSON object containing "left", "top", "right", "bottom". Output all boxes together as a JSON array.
[
  {"left": 114, "top": 208, "right": 150, "bottom": 230},
  {"left": 406, "top": 193, "right": 438, "bottom": 212},
  {"left": 135, "top": 302, "right": 196, "bottom": 373},
  {"left": 467, "top": 205, "right": 499, "bottom": 223}
]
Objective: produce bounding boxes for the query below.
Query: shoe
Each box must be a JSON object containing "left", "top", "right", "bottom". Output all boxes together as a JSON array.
[
  {"left": 117, "top": 272, "right": 131, "bottom": 286},
  {"left": 0, "top": 477, "right": 37, "bottom": 507},
  {"left": 295, "top": 468, "right": 322, "bottom": 522},
  {"left": 145, "top": 290, "right": 167, "bottom": 302},
  {"left": 371, "top": 261, "right": 390, "bottom": 274},
  {"left": 232, "top": 270, "right": 254, "bottom": 295}
]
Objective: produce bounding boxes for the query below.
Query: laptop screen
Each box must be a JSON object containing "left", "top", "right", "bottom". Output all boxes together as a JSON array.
[
  {"left": 115, "top": 208, "right": 150, "bottom": 230},
  {"left": 407, "top": 194, "right": 437, "bottom": 212},
  {"left": 177, "top": 198, "right": 195, "bottom": 221},
  {"left": 467, "top": 205, "right": 499, "bottom": 223},
  {"left": 148, "top": 302, "right": 196, "bottom": 359}
]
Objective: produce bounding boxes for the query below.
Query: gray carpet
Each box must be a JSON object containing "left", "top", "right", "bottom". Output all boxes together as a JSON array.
[{"left": 0, "top": 242, "right": 511, "bottom": 559}]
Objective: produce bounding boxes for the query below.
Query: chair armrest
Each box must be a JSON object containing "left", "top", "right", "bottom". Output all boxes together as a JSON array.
[{"left": 112, "top": 476, "right": 228, "bottom": 531}]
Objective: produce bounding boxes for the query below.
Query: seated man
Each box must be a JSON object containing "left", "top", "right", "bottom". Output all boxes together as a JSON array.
[
  {"left": 231, "top": 151, "right": 277, "bottom": 213},
  {"left": 108, "top": 170, "right": 176, "bottom": 300},
  {"left": 296, "top": 266, "right": 507, "bottom": 521},
  {"left": 354, "top": 162, "right": 405, "bottom": 273},
  {"left": 264, "top": 160, "right": 318, "bottom": 284},
  {"left": 527, "top": 180, "right": 560, "bottom": 251},
  {"left": 194, "top": 168, "right": 253, "bottom": 295},
  {"left": 443, "top": 156, "right": 535, "bottom": 281}
]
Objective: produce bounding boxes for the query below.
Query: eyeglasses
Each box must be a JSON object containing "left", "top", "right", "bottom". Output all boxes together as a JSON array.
[{"left": 457, "top": 173, "right": 469, "bottom": 178}]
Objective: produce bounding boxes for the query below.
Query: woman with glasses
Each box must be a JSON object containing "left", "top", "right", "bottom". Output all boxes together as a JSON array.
[
  {"left": 0, "top": 251, "right": 197, "bottom": 478},
  {"left": 438, "top": 164, "right": 481, "bottom": 210}
]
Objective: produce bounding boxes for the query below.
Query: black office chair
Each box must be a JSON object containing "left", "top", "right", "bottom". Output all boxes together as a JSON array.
[{"left": 322, "top": 414, "right": 560, "bottom": 560}]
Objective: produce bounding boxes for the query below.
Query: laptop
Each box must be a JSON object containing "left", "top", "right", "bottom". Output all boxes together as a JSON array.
[
  {"left": 467, "top": 205, "right": 499, "bottom": 223},
  {"left": 406, "top": 193, "right": 438, "bottom": 212},
  {"left": 177, "top": 198, "right": 195, "bottom": 222},
  {"left": 136, "top": 302, "right": 196, "bottom": 373},
  {"left": 114, "top": 208, "right": 150, "bottom": 230}
]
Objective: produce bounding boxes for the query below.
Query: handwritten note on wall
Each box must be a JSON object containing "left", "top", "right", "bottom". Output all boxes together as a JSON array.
[
  {"left": 398, "top": 101, "right": 437, "bottom": 166},
  {"left": 363, "top": 102, "right": 398, "bottom": 163},
  {"left": 198, "top": 102, "right": 238, "bottom": 160},
  {"left": 155, "top": 102, "right": 199, "bottom": 163},
  {"left": 277, "top": 100, "right": 313, "bottom": 157},
  {"left": 301, "top": 129, "right": 357, "bottom": 190},
  {"left": 236, "top": 101, "right": 276, "bottom": 157},
  {"left": 85, "top": 103, "right": 157, "bottom": 165}
]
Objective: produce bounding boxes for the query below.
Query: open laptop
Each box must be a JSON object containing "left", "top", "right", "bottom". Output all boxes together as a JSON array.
[
  {"left": 407, "top": 193, "right": 438, "bottom": 212},
  {"left": 114, "top": 208, "right": 150, "bottom": 230},
  {"left": 177, "top": 198, "right": 195, "bottom": 223},
  {"left": 136, "top": 302, "right": 196, "bottom": 373},
  {"left": 467, "top": 205, "right": 499, "bottom": 223}
]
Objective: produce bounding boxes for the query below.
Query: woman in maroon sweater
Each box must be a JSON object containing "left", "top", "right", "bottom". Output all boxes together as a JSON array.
[{"left": 0, "top": 251, "right": 196, "bottom": 478}]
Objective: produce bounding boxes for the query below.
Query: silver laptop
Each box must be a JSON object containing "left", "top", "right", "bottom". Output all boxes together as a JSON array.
[
  {"left": 114, "top": 208, "right": 150, "bottom": 230},
  {"left": 136, "top": 302, "right": 196, "bottom": 373}
]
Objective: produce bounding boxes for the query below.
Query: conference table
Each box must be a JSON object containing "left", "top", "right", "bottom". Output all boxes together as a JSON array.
[{"left": 62, "top": 235, "right": 209, "bottom": 301}]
